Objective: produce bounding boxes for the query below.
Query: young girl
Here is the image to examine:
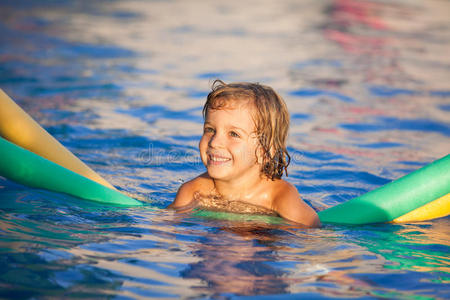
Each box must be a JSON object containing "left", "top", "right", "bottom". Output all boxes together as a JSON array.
[{"left": 169, "top": 80, "right": 320, "bottom": 227}]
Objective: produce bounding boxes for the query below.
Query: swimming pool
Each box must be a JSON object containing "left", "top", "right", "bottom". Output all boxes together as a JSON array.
[{"left": 0, "top": 0, "right": 449, "bottom": 298}]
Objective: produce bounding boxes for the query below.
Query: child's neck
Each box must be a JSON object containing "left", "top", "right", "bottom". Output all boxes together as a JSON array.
[{"left": 211, "top": 173, "right": 268, "bottom": 202}]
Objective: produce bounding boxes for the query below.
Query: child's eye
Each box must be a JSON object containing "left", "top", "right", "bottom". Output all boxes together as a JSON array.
[
  {"left": 204, "top": 127, "right": 214, "bottom": 133},
  {"left": 230, "top": 131, "right": 240, "bottom": 138}
]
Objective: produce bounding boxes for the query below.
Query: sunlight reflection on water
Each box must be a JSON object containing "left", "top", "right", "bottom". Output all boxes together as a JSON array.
[{"left": 0, "top": 0, "right": 449, "bottom": 299}]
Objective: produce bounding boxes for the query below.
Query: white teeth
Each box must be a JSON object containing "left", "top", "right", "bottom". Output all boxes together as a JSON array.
[{"left": 210, "top": 156, "right": 229, "bottom": 162}]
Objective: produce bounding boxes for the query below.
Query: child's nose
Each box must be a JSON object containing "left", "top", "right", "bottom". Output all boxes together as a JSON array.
[{"left": 209, "top": 132, "right": 225, "bottom": 148}]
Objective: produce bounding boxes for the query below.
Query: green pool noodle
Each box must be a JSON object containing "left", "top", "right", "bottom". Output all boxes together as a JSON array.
[
  {"left": 0, "top": 137, "right": 142, "bottom": 206},
  {"left": 318, "top": 154, "right": 450, "bottom": 224}
]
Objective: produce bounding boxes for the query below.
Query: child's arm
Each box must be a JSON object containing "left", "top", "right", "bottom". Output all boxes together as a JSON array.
[
  {"left": 273, "top": 182, "right": 321, "bottom": 227},
  {"left": 167, "top": 173, "right": 210, "bottom": 210},
  {"left": 167, "top": 181, "right": 195, "bottom": 209}
]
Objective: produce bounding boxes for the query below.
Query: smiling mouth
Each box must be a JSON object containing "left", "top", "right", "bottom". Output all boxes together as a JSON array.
[{"left": 208, "top": 154, "right": 231, "bottom": 164}]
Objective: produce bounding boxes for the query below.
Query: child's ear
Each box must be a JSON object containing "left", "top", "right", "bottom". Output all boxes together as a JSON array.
[
  {"left": 255, "top": 144, "right": 264, "bottom": 165},
  {"left": 257, "top": 151, "right": 263, "bottom": 165}
]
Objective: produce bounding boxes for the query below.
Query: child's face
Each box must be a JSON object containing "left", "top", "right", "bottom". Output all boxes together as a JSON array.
[{"left": 199, "top": 101, "right": 262, "bottom": 183}]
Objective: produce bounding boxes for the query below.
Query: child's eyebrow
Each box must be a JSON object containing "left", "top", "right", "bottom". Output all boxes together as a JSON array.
[
  {"left": 229, "top": 126, "right": 248, "bottom": 135},
  {"left": 203, "top": 122, "right": 249, "bottom": 135}
]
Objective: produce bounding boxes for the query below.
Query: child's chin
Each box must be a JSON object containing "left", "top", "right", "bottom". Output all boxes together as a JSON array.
[{"left": 206, "top": 169, "right": 231, "bottom": 180}]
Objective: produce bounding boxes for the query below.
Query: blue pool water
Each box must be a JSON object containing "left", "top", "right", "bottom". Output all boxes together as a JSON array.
[{"left": 1, "top": 0, "right": 449, "bottom": 298}]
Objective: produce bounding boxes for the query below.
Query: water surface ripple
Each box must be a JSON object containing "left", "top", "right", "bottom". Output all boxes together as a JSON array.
[{"left": 0, "top": 0, "right": 449, "bottom": 299}]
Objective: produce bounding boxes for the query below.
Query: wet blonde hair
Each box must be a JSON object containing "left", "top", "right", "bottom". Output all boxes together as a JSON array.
[{"left": 202, "top": 79, "right": 290, "bottom": 179}]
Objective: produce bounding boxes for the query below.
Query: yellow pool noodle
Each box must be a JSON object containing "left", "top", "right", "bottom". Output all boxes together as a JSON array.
[
  {"left": 0, "top": 89, "right": 115, "bottom": 190},
  {"left": 392, "top": 193, "right": 450, "bottom": 223}
]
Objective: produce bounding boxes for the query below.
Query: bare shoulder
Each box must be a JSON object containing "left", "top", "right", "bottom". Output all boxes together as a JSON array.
[
  {"left": 272, "top": 180, "right": 300, "bottom": 198},
  {"left": 168, "top": 173, "right": 212, "bottom": 209},
  {"left": 271, "top": 180, "right": 321, "bottom": 227}
]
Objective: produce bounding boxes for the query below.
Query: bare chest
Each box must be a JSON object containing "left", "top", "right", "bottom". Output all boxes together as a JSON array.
[{"left": 193, "top": 191, "right": 277, "bottom": 216}]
